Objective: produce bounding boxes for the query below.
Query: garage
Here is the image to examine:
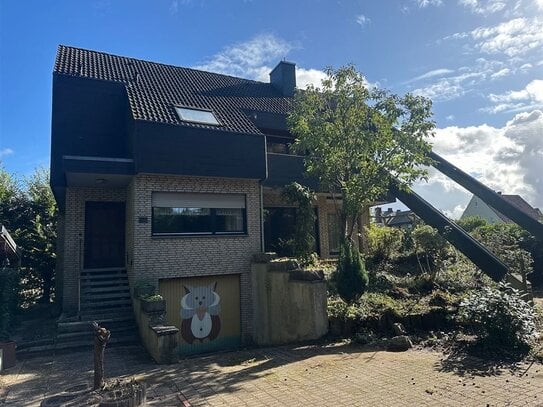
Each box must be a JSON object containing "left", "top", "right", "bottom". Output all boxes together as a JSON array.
[{"left": 159, "top": 274, "right": 241, "bottom": 355}]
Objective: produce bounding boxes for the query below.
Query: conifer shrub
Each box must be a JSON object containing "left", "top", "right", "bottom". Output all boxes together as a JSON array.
[{"left": 334, "top": 242, "right": 369, "bottom": 303}]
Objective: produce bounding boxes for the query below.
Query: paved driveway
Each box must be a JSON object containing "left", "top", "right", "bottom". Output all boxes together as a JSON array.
[{"left": 1, "top": 342, "right": 542, "bottom": 406}]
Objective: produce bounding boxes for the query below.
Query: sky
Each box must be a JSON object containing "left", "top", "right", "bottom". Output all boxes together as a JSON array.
[{"left": 0, "top": 0, "right": 542, "bottom": 218}]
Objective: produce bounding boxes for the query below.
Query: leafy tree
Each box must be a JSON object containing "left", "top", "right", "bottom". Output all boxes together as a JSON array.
[
  {"left": 288, "top": 65, "right": 435, "bottom": 243},
  {"left": 281, "top": 182, "right": 317, "bottom": 265}
]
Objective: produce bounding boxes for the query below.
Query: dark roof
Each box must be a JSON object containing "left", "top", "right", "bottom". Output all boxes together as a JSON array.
[
  {"left": 383, "top": 210, "right": 417, "bottom": 226},
  {"left": 494, "top": 195, "right": 542, "bottom": 223},
  {"left": 54, "top": 45, "right": 292, "bottom": 135}
]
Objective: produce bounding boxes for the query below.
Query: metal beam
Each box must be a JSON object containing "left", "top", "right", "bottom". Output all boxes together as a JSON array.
[
  {"left": 390, "top": 183, "right": 508, "bottom": 282},
  {"left": 429, "top": 151, "right": 543, "bottom": 241}
]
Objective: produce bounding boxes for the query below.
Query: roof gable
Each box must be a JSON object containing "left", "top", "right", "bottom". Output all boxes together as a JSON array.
[{"left": 54, "top": 45, "right": 292, "bottom": 135}]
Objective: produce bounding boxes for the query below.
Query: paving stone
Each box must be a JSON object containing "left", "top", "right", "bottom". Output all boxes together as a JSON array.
[{"left": 2, "top": 344, "right": 543, "bottom": 406}]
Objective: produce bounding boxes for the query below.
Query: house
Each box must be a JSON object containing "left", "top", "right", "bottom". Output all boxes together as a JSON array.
[
  {"left": 373, "top": 207, "right": 419, "bottom": 230},
  {"left": 461, "top": 193, "right": 543, "bottom": 225},
  {"left": 50, "top": 46, "right": 349, "bottom": 353}
]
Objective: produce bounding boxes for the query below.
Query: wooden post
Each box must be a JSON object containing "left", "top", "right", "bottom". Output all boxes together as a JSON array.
[{"left": 92, "top": 322, "right": 111, "bottom": 390}]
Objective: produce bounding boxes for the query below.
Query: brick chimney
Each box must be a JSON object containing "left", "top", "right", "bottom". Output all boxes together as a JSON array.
[{"left": 270, "top": 61, "right": 296, "bottom": 97}]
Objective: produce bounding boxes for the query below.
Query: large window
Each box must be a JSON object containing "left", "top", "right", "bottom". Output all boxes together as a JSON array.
[{"left": 152, "top": 192, "right": 246, "bottom": 236}]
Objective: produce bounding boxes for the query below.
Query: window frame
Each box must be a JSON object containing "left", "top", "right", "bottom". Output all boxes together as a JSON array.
[
  {"left": 151, "top": 193, "right": 247, "bottom": 237},
  {"left": 174, "top": 105, "right": 221, "bottom": 126}
]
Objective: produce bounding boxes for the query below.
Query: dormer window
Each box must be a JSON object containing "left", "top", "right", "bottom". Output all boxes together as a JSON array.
[{"left": 175, "top": 106, "right": 220, "bottom": 126}]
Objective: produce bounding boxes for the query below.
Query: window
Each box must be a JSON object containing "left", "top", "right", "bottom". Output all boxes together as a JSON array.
[
  {"left": 175, "top": 106, "right": 220, "bottom": 126},
  {"left": 152, "top": 192, "right": 246, "bottom": 235}
]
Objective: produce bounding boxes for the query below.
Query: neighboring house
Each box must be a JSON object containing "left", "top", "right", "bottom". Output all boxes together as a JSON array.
[
  {"left": 374, "top": 207, "right": 419, "bottom": 230},
  {"left": 461, "top": 193, "right": 543, "bottom": 224},
  {"left": 50, "top": 46, "right": 348, "bottom": 352}
]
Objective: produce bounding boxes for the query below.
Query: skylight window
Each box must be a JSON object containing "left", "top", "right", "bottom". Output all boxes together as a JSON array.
[{"left": 175, "top": 106, "right": 220, "bottom": 126}]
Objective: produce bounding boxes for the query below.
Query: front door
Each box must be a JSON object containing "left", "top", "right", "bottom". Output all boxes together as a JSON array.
[{"left": 84, "top": 201, "right": 125, "bottom": 269}]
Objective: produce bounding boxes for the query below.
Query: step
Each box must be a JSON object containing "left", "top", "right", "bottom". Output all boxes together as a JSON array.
[
  {"left": 17, "top": 337, "right": 55, "bottom": 350},
  {"left": 54, "top": 334, "right": 140, "bottom": 352},
  {"left": 80, "top": 309, "right": 134, "bottom": 321},
  {"left": 81, "top": 292, "right": 131, "bottom": 302},
  {"left": 56, "top": 326, "right": 138, "bottom": 344},
  {"left": 81, "top": 285, "right": 131, "bottom": 294},
  {"left": 57, "top": 316, "right": 135, "bottom": 333},
  {"left": 81, "top": 268, "right": 127, "bottom": 276},
  {"left": 80, "top": 298, "right": 132, "bottom": 309},
  {"left": 80, "top": 276, "right": 128, "bottom": 285}
]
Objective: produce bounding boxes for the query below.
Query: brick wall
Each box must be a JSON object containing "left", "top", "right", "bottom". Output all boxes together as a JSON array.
[
  {"left": 62, "top": 187, "right": 127, "bottom": 315},
  {"left": 128, "top": 174, "right": 262, "bottom": 342}
]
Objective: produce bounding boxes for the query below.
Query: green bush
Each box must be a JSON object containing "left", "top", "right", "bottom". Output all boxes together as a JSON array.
[
  {"left": 472, "top": 223, "right": 534, "bottom": 277},
  {"left": 327, "top": 296, "right": 363, "bottom": 322},
  {"left": 457, "top": 282, "right": 537, "bottom": 349},
  {"left": 366, "top": 224, "right": 404, "bottom": 261},
  {"left": 456, "top": 216, "right": 488, "bottom": 233},
  {"left": 412, "top": 224, "right": 449, "bottom": 279},
  {"left": 334, "top": 242, "right": 368, "bottom": 303},
  {"left": 0, "top": 267, "right": 20, "bottom": 340}
]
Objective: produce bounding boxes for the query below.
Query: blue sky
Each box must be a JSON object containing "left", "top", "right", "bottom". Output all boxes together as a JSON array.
[{"left": 1, "top": 0, "right": 542, "bottom": 217}]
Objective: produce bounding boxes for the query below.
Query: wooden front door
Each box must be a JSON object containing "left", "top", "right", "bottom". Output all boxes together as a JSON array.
[{"left": 84, "top": 201, "right": 125, "bottom": 269}]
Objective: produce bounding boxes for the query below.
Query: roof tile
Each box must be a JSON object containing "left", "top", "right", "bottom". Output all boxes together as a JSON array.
[{"left": 54, "top": 45, "right": 292, "bottom": 135}]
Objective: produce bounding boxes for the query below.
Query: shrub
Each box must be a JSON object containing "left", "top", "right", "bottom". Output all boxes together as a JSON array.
[
  {"left": 366, "top": 224, "right": 404, "bottom": 261},
  {"left": 334, "top": 242, "right": 368, "bottom": 303},
  {"left": 472, "top": 223, "right": 534, "bottom": 277},
  {"left": 457, "top": 282, "right": 538, "bottom": 349},
  {"left": 0, "top": 267, "right": 20, "bottom": 340},
  {"left": 456, "top": 216, "right": 488, "bottom": 233},
  {"left": 327, "top": 296, "right": 362, "bottom": 322},
  {"left": 412, "top": 224, "right": 449, "bottom": 280}
]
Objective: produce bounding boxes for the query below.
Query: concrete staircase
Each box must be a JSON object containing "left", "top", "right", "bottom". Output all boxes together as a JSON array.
[{"left": 18, "top": 268, "right": 140, "bottom": 356}]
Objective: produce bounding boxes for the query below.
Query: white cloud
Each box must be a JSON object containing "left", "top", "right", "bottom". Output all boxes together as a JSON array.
[
  {"left": 484, "top": 80, "right": 543, "bottom": 113},
  {"left": 413, "top": 72, "right": 483, "bottom": 101},
  {"left": 469, "top": 18, "right": 543, "bottom": 57},
  {"left": 355, "top": 14, "right": 370, "bottom": 27},
  {"left": 490, "top": 67, "right": 510, "bottom": 79},
  {"left": 405, "top": 68, "right": 455, "bottom": 84},
  {"left": 296, "top": 68, "right": 327, "bottom": 89},
  {"left": 0, "top": 148, "right": 14, "bottom": 158},
  {"left": 194, "top": 34, "right": 326, "bottom": 90},
  {"left": 458, "top": 0, "right": 507, "bottom": 15},
  {"left": 417, "top": 0, "right": 443, "bottom": 7},
  {"left": 417, "top": 111, "right": 543, "bottom": 213},
  {"left": 194, "top": 34, "right": 294, "bottom": 80}
]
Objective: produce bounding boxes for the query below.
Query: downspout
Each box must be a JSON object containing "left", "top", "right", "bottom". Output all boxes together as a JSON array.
[{"left": 260, "top": 136, "right": 269, "bottom": 253}]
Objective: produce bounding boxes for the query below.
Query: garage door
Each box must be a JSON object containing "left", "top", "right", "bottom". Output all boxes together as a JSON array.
[{"left": 159, "top": 274, "right": 241, "bottom": 356}]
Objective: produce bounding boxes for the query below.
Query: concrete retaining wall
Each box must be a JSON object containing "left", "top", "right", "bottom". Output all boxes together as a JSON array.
[{"left": 251, "top": 256, "right": 328, "bottom": 345}]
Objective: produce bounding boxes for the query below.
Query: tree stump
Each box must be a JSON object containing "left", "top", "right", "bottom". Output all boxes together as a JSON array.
[{"left": 92, "top": 322, "right": 111, "bottom": 390}]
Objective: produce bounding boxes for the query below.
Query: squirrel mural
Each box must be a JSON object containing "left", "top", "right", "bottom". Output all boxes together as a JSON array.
[{"left": 180, "top": 282, "right": 221, "bottom": 344}]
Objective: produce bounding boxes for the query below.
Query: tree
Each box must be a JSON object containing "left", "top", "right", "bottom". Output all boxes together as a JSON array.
[
  {"left": 23, "top": 168, "right": 58, "bottom": 303},
  {"left": 0, "top": 166, "right": 58, "bottom": 304},
  {"left": 288, "top": 65, "right": 435, "bottom": 243}
]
